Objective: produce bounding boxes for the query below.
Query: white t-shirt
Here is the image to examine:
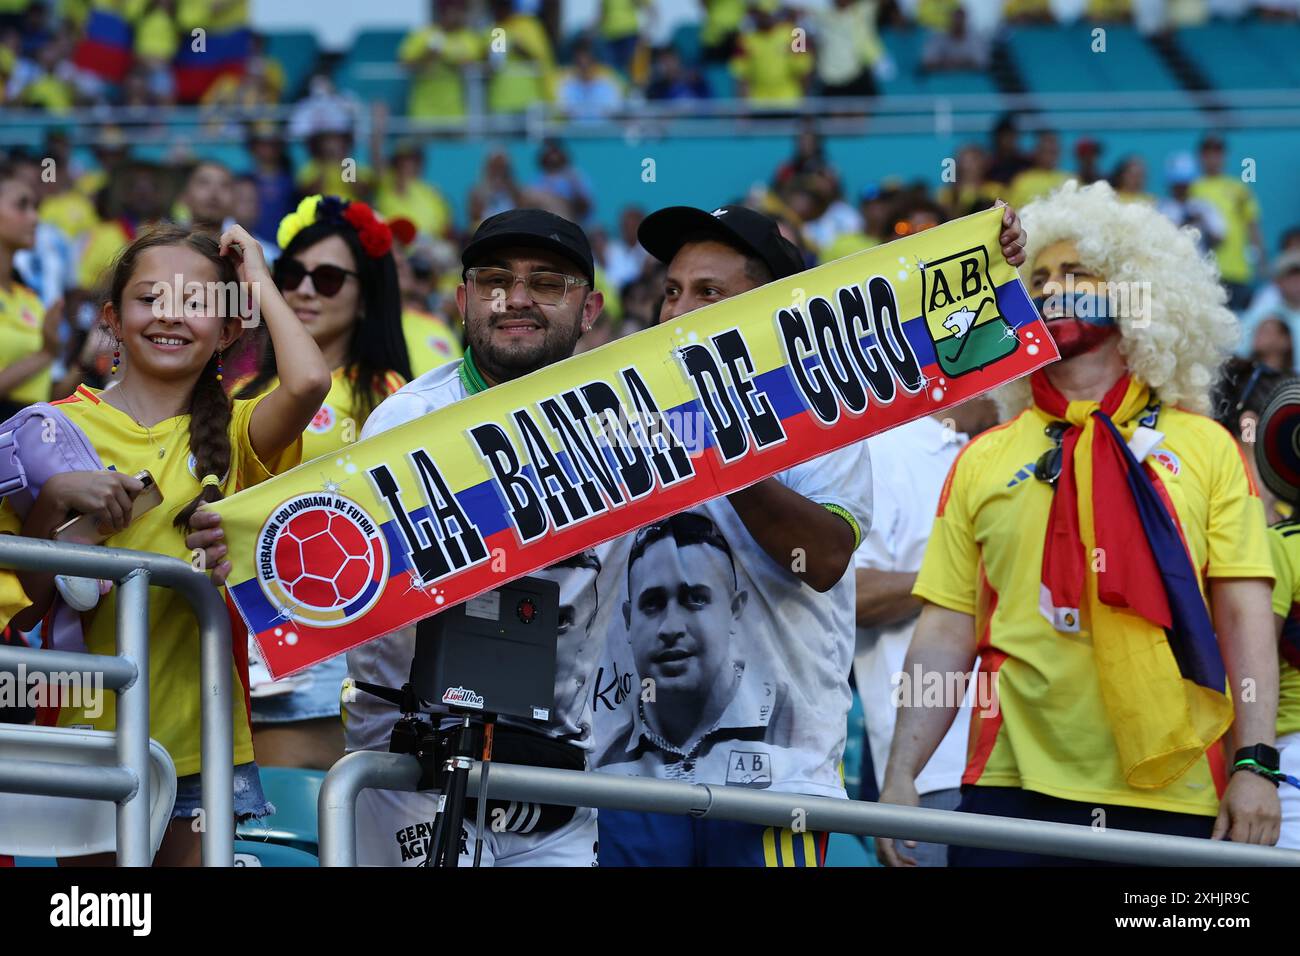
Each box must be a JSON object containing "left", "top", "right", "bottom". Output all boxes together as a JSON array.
[
  {"left": 592, "top": 440, "right": 872, "bottom": 800},
  {"left": 854, "top": 415, "right": 973, "bottom": 795},
  {"left": 343, "top": 360, "right": 619, "bottom": 755}
]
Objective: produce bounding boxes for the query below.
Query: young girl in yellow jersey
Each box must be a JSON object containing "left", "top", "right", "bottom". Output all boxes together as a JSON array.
[
  {"left": 0, "top": 161, "right": 63, "bottom": 419},
  {"left": 233, "top": 195, "right": 411, "bottom": 770},
  {"left": 9, "top": 223, "right": 331, "bottom": 865}
]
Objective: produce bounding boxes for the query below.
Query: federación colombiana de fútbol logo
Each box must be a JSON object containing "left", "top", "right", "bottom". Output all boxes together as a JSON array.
[{"left": 257, "top": 492, "right": 389, "bottom": 627}]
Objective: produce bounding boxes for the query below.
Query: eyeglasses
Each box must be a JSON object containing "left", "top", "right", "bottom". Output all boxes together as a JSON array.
[
  {"left": 1033, "top": 421, "right": 1070, "bottom": 486},
  {"left": 466, "top": 267, "right": 587, "bottom": 306},
  {"left": 276, "top": 260, "right": 358, "bottom": 297}
]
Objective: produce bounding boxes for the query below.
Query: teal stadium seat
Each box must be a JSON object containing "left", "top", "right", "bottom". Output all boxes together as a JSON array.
[
  {"left": 1179, "top": 21, "right": 1300, "bottom": 90},
  {"left": 348, "top": 29, "right": 407, "bottom": 64},
  {"left": 236, "top": 767, "right": 326, "bottom": 853},
  {"left": 334, "top": 29, "right": 411, "bottom": 115},
  {"left": 233, "top": 840, "right": 320, "bottom": 866},
  {"left": 263, "top": 30, "right": 320, "bottom": 100},
  {"left": 877, "top": 28, "right": 997, "bottom": 98},
  {"left": 1008, "top": 24, "right": 1181, "bottom": 96},
  {"left": 671, "top": 22, "right": 703, "bottom": 66}
]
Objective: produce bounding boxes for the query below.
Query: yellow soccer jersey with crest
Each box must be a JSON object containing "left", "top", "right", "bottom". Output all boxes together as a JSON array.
[
  {"left": 914, "top": 402, "right": 1273, "bottom": 815},
  {"left": 36, "top": 385, "right": 301, "bottom": 776},
  {"left": 0, "top": 281, "right": 50, "bottom": 407}
]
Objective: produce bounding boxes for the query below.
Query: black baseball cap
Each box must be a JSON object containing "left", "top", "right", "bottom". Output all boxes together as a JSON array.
[
  {"left": 637, "top": 204, "right": 805, "bottom": 281},
  {"left": 461, "top": 208, "right": 595, "bottom": 284}
]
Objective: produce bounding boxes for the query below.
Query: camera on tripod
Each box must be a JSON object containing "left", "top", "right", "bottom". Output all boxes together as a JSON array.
[{"left": 353, "top": 575, "right": 561, "bottom": 867}]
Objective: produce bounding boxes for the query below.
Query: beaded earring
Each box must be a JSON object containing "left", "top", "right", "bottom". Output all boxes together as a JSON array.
[
  {"left": 110, "top": 339, "right": 120, "bottom": 376},
  {"left": 215, "top": 348, "right": 224, "bottom": 383}
]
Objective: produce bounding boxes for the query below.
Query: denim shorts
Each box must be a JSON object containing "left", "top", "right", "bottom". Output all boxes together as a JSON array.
[
  {"left": 250, "top": 654, "right": 347, "bottom": 725},
  {"left": 171, "top": 761, "right": 275, "bottom": 823}
]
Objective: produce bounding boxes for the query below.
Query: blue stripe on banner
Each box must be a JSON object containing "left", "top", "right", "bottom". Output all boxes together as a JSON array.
[
  {"left": 1102, "top": 415, "right": 1227, "bottom": 691},
  {"left": 85, "top": 9, "right": 133, "bottom": 48},
  {"left": 174, "top": 28, "right": 252, "bottom": 66}
]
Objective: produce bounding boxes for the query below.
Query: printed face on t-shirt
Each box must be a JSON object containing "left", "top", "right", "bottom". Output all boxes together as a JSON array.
[{"left": 624, "top": 536, "right": 747, "bottom": 702}]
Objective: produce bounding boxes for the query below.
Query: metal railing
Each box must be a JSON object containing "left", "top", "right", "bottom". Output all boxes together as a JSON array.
[
  {"left": 0, "top": 535, "right": 234, "bottom": 866},
  {"left": 319, "top": 751, "right": 1300, "bottom": 867}
]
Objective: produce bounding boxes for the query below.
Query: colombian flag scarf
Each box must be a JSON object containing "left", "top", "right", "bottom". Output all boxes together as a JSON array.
[{"left": 1033, "top": 371, "right": 1232, "bottom": 790}]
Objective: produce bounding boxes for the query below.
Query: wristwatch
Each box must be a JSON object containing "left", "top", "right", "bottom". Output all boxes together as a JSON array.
[{"left": 1232, "top": 744, "right": 1281, "bottom": 785}]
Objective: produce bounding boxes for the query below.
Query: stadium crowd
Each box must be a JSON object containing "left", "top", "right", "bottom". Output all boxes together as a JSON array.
[{"left": 0, "top": 0, "right": 1298, "bottom": 867}]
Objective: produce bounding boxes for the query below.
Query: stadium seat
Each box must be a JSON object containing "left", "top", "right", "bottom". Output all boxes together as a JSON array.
[
  {"left": 1007, "top": 24, "right": 1180, "bottom": 95},
  {"left": 233, "top": 839, "right": 320, "bottom": 867},
  {"left": 236, "top": 767, "right": 326, "bottom": 853},
  {"left": 263, "top": 30, "right": 321, "bottom": 100},
  {"left": 0, "top": 724, "right": 177, "bottom": 860},
  {"left": 347, "top": 29, "right": 407, "bottom": 64},
  {"left": 703, "top": 62, "right": 734, "bottom": 99},
  {"left": 332, "top": 61, "right": 408, "bottom": 116},
  {"left": 670, "top": 22, "right": 703, "bottom": 66}
]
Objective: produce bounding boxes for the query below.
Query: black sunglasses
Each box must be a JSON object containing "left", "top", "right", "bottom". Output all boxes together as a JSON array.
[
  {"left": 1034, "top": 421, "right": 1071, "bottom": 486},
  {"left": 276, "top": 259, "right": 358, "bottom": 297}
]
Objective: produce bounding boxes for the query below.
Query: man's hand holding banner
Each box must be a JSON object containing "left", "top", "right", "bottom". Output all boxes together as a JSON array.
[{"left": 213, "top": 206, "right": 1058, "bottom": 678}]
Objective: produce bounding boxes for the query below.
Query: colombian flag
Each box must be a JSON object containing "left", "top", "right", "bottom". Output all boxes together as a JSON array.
[
  {"left": 72, "top": 8, "right": 134, "bottom": 83},
  {"left": 173, "top": 26, "right": 251, "bottom": 102}
]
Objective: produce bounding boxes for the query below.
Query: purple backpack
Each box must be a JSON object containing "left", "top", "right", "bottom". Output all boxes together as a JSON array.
[{"left": 0, "top": 403, "right": 106, "bottom": 653}]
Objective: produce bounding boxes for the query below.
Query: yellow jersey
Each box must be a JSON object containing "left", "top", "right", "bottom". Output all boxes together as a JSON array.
[
  {"left": 1190, "top": 175, "right": 1260, "bottom": 285},
  {"left": 1265, "top": 523, "right": 1300, "bottom": 739},
  {"left": 401, "top": 309, "right": 461, "bottom": 378},
  {"left": 398, "top": 26, "right": 482, "bottom": 119},
  {"left": 915, "top": 401, "right": 1273, "bottom": 814},
  {"left": 40, "top": 385, "right": 301, "bottom": 776},
  {"left": 0, "top": 280, "right": 50, "bottom": 407}
]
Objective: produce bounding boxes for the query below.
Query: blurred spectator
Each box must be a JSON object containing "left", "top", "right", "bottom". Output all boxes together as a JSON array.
[
  {"left": 244, "top": 121, "right": 297, "bottom": 242},
  {"left": 528, "top": 139, "right": 593, "bottom": 224},
  {"left": 467, "top": 149, "right": 524, "bottom": 227},
  {"left": 1002, "top": 0, "right": 1055, "bottom": 21},
  {"left": 176, "top": 159, "right": 233, "bottom": 235},
  {"left": 399, "top": 0, "right": 482, "bottom": 120},
  {"left": 14, "top": 28, "right": 75, "bottom": 112},
  {"left": 374, "top": 139, "right": 453, "bottom": 240},
  {"left": 1157, "top": 151, "right": 1224, "bottom": 257},
  {"left": 729, "top": 0, "right": 812, "bottom": 108},
  {"left": 922, "top": 7, "right": 990, "bottom": 72},
  {"left": 602, "top": 205, "right": 648, "bottom": 291},
  {"left": 293, "top": 90, "right": 373, "bottom": 202},
  {"left": 985, "top": 114, "right": 1028, "bottom": 186},
  {"left": 8, "top": 152, "right": 73, "bottom": 309},
  {"left": 937, "top": 143, "right": 999, "bottom": 218},
  {"left": 1281, "top": 227, "right": 1300, "bottom": 255},
  {"left": 1108, "top": 154, "right": 1153, "bottom": 204},
  {"left": 814, "top": 0, "right": 881, "bottom": 97},
  {"left": 288, "top": 71, "right": 363, "bottom": 141},
  {"left": 599, "top": 0, "right": 647, "bottom": 74},
  {"left": 77, "top": 160, "right": 168, "bottom": 292},
  {"left": 1006, "top": 129, "right": 1069, "bottom": 208},
  {"left": 1074, "top": 137, "right": 1104, "bottom": 184},
  {"left": 75, "top": 125, "right": 129, "bottom": 199},
  {"left": 1212, "top": 357, "right": 1290, "bottom": 523},
  {"left": 396, "top": 239, "right": 463, "bottom": 377},
  {"left": 1250, "top": 318, "right": 1294, "bottom": 374},
  {"left": 200, "top": 35, "right": 284, "bottom": 116},
  {"left": 486, "top": 0, "right": 555, "bottom": 114},
  {"left": 700, "top": 0, "right": 747, "bottom": 61},
  {"left": 1190, "top": 134, "right": 1265, "bottom": 312},
  {"left": 557, "top": 38, "right": 625, "bottom": 119},
  {"left": 773, "top": 126, "right": 835, "bottom": 190},
  {"left": 645, "top": 45, "right": 708, "bottom": 101},
  {"left": 1086, "top": 0, "right": 1134, "bottom": 20},
  {"left": 1240, "top": 250, "right": 1300, "bottom": 360},
  {"left": 132, "top": 0, "right": 178, "bottom": 104},
  {"left": 229, "top": 172, "right": 278, "bottom": 262},
  {"left": 804, "top": 178, "right": 864, "bottom": 255}
]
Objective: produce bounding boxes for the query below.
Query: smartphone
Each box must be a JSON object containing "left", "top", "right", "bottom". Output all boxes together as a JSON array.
[{"left": 53, "top": 471, "right": 164, "bottom": 545}]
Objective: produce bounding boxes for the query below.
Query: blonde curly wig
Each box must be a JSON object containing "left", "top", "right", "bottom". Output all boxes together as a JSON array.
[{"left": 996, "top": 179, "right": 1239, "bottom": 417}]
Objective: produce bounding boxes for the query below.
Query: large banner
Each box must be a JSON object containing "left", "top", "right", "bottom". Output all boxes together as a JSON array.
[{"left": 214, "top": 207, "right": 1058, "bottom": 678}]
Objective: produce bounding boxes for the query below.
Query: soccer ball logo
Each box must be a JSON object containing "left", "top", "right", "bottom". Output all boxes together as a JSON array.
[
  {"left": 276, "top": 508, "right": 374, "bottom": 609},
  {"left": 257, "top": 494, "right": 389, "bottom": 627}
]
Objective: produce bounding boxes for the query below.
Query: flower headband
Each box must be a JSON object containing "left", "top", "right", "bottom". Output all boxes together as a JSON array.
[{"left": 276, "top": 194, "right": 394, "bottom": 258}]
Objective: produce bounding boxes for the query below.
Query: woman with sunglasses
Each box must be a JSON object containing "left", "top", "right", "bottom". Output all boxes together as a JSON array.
[{"left": 233, "top": 195, "right": 412, "bottom": 771}]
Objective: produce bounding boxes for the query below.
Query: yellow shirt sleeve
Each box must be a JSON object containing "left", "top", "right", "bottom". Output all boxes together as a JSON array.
[
  {"left": 0, "top": 500, "right": 30, "bottom": 630},
  {"left": 913, "top": 447, "right": 980, "bottom": 615},
  {"left": 1268, "top": 527, "right": 1295, "bottom": 618},
  {"left": 1205, "top": 431, "right": 1274, "bottom": 580},
  {"left": 231, "top": 393, "right": 304, "bottom": 491},
  {"left": 399, "top": 27, "right": 431, "bottom": 65}
]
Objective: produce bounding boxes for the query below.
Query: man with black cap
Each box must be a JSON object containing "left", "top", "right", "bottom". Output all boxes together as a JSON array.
[
  {"left": 590, "top": 202, "right": 1026, "bottom": 866},
  {"left": 343, "top": 208, "right": 618, "bottom": 866}
]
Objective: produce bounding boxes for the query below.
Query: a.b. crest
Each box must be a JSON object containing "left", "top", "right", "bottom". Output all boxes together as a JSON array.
[{"left": 921, "top": 245, "right": 1019, "bottom": 377}]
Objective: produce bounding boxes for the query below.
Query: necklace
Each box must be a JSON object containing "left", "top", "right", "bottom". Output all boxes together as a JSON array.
[{"left": 112, "top": 386, "right": 183, "bottom": 460}]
